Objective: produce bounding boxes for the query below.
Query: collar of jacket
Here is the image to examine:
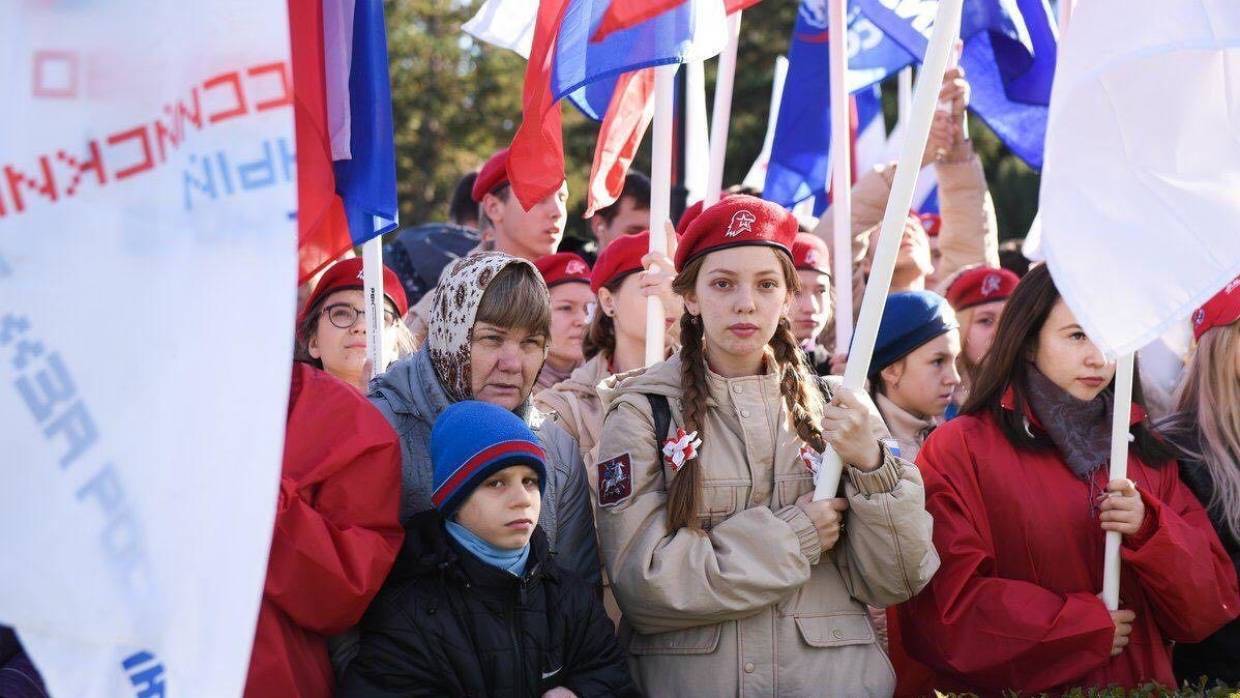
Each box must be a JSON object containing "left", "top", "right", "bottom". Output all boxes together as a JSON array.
[
  {"left": 875, "top": 392, "right": 937, "bottom": 444},
  {"left": 394, "top": 509, "right": 556, "bottom": 588},
  {"left": 702, "top": 353, "right": 782, "bottom": 408},
  {"left": 999, "top": 384, "right": 1147, "bottom": 429}
]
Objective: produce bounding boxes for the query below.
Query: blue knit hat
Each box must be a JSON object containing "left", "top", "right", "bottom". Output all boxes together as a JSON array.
[
  {"left": 869, "top": 291, "right": 959, "bottom": 378},
  {"left": 430, "top": 401, "right": 547, "bottom": 516}
]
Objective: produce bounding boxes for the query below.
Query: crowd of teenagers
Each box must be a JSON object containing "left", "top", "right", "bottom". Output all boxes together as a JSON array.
[{"left": 5, "top": 71, "right": 1240, "bottom": 698}]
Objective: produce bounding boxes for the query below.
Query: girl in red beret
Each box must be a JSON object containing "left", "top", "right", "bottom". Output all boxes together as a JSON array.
[
  {"left": 940, "top": 264, "right": 1020, "bottom": 417},
  {"left": 591, "top": 196, "right": 937, "bottom": 696},
  {"left": 1160, "top": 274, "right": 1240, "bottom": 688},
  {"left": 533, "top": 253, "right": 596, "bottom": 392}
]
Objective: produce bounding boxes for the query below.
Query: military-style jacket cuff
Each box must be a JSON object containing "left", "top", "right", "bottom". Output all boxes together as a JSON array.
[
  {"left": 846, "top": 442, "right": 905, "bottom": 497},
  {"left": 777, "top": 505, "right": 823, "bottom": 565}
]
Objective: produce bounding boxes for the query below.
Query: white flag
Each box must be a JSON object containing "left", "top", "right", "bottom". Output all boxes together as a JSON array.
[
  {"left": 1039, "top": 0, "right": 1240, "bottom": 356},
  {"left": 0, "top": 1, "right": 295, "bottom": 695},
  {"left": 463, "top": 0, "right": 538, "bottom": 59}
]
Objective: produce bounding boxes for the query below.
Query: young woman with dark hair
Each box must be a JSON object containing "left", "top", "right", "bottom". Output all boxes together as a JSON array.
[
  {"left": 1161, "top": 275, "right": 1240, "bottom": 688},
  {"left": 591, "top": 196, "right": 938, "bottom": 696},
  {"left": 895, "top": 263, "right": 1239, "bottom": 694}
]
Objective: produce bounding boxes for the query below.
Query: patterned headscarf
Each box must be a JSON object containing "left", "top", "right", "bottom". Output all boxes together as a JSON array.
[{"left": 427, "top": 252, "right": 546, "bottom": 402}]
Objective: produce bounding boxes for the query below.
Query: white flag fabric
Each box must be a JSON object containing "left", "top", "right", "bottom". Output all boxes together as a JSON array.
[
  {"left": 1038, "top": 0, "right": 1240, "bottom": 356},
  {"left": 463, "top": 0, "right": 538, "bottom": 59},
  {"left": 0, "top": 2, "right": 295, "bottom": 695}
]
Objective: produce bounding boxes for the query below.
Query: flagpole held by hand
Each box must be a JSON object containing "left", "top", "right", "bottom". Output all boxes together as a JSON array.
[
  {"left": 646, "top": 64, "right": 676, "bottom": 367},
  {"left": 1101, "top": 352, "right": 1135, "bottom": 610},
  {"left": 815, "top": 0, "right": 965, "bottom": 501}
]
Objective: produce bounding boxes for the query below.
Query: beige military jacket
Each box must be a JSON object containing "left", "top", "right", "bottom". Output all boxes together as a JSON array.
[{"left": 592, "top": 354, "right": 939, "bottom": 697}]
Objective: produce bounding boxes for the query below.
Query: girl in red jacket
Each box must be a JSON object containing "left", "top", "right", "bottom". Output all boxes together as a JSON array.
[{"left": 895, "top": 263, "right": 1239, "bottom": 694}]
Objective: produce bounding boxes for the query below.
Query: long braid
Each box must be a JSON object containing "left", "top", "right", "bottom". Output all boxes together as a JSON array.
[
  {"left": 667, "top": 310, "right": 708, "bottom": 531},
  {"left": 771, "top": 316, "right": 828, "bottom": 453}
]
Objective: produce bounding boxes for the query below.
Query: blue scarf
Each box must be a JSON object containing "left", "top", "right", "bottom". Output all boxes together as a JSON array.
[{"left": 444, "top": 519, "right": 530, "bottom": 577}]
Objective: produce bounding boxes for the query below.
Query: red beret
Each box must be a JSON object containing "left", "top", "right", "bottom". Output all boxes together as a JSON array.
[
  {"left": 676, "top": 200, "right": 706, "bottom": 239},
  {"left": 674, "top": 196, "right": 797, "bottom": 272},
  {"left": 945, "top": 266, "right": 1019, "bottom": 311},
  {"left": 471, "top": 148, "right": 511, "bottom": 203},
  {"left": 792, "top": 233, "right": 830, "bottom": 274},
  {"left": 918, "top": 212, "right": 942, "bottom": 237},
  {"left": 1192, "top": 274, "right": 1240, "bottom": 341},
  {"left": 591, "top": 229, "right": 649, "bottom": 293},
  {"left": 301, "top": 257, "right": 409, "bottom": 322},
  {"left": 534, "top": 252, "right": 592, "bottom": 289}
]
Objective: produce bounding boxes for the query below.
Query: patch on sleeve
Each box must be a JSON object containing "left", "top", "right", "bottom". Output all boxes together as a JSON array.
[{"left": 596, "top": 453, "right": 633, "bottom": 507}]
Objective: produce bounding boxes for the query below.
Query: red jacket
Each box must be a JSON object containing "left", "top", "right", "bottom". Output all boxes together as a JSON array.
[
  {"left": 894, "top": 396, "right": 1239, "bottom": 695},
  {"left": 244, "top": 363, "right": 404, "bottom": 697}
]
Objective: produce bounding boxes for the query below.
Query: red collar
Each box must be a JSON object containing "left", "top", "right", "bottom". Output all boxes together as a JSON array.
[{"left": 999, "top": 385, "right": 1147, "bottom": 427}]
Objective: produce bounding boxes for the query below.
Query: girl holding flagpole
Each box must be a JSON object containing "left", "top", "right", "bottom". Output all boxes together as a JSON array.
[
  {"left": 1160, "top": 275, "right": 1240, "bottom": 688},
  {"left": 895, "top": 264, "right": 1239, "bottom": 694},
  {"left": 591, "top": 196, "right": 937, "bottom": 696}
]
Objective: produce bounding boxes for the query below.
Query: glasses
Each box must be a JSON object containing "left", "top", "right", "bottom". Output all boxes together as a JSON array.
[{"left": 322, "top": 303, "right": 399, "bottom": 330}]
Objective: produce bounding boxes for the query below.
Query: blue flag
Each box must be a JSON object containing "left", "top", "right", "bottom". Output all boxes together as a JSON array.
[
  {"left": 333, "top": 0, "right": 399, "bottom": 244},
  {"left": 855, "top": 0, "right": 1057, "bottom": 169},
  {"left": 765, "top": 0, "right": 913, "bottom": 208}
]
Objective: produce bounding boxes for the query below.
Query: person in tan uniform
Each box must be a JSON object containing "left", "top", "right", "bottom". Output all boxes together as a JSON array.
[
  {"left": 536, "top": 230, "right": 680, "bottom": 625},
  {"left": 591, "top": 196, "right": 939, "bottom": 696}
]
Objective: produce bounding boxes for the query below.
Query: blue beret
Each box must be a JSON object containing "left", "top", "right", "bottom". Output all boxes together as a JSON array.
[
  {"left": 430, "top": 401, "right": 546, "bottom": 517},
  {"left": 869, "top": 291, "right": 959, "bottom": 378}
]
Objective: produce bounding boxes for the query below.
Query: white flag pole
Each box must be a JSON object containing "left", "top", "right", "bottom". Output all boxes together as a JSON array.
[
  {"left": 827, "top": 0, "right": 853, "bottom": 356},
  {"left": 362, "top": 235, "right": 386, "bottom": 381},
  {"left": 897, "top": 67, "right": 913, "bottom": 133},
  {"left": 685, "top": 60, "right": 710, "bottom": 204},
  {"left": 704, "top": 10, "right": 742, "bottom": 207},
  {"left": 1101, "top": 352, "right": 1135, "bottom": 610},
  {"left": 815, "top": 0, "right": 964, "bottom": 500},
  {"left": 645, "top": 65, "right": 676, "bottom": 367}
]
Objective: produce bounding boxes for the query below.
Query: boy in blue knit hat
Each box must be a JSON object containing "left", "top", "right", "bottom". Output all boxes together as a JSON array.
[{"left": 342, "top": 401, "right": 636, "bottom": 698}]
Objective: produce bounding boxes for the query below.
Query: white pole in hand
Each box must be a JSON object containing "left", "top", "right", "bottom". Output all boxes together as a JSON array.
[
  {"left": 645, "top": 64, "right": 676, "bottom": 367},
  {"left": 814, "top": 0, "right": 964, "bottom": 501},
  {"left": 362, "top": 235, "right": 386, "bottom": 385},
  {"left": 1102, "top": 352, "right": 1135, "bottom": 610},
  {"left": 705, "top": 10, "right": 742, "bottom": 207},
  {"left": 827, "top": 0, "right": 853, "bottom": 356}
]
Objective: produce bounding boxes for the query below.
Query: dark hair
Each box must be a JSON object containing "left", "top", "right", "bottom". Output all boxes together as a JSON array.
[
  {"left": 475, "top": 262, "right": 551, "bottom": 338},
  {"left": 294, "top": 297, "right": 327, "bottom": 369},
  {"left": 593, "top": 172, "right": 651, "bottom": 224},
  {"left": 449, "top": 172, "right": 480, "bottom": 228},
  {"left": 581, "top": 272, "right": 633, "bottom": 360},
  {"left": 998, "top": 239, "right": 1031, "bottom": 277},
  {"left": 961, "top": 263, "right": 1174, "bottom": 463}
]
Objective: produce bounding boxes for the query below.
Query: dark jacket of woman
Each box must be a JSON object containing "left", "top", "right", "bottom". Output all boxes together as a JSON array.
[
  {"left": 340, "top": 511, "right": 638, "bottom": 698},
  {"left": 1174, "top": 455, "right": 1240, "bottom": 686}
]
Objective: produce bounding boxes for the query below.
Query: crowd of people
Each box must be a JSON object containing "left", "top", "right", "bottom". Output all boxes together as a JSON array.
[{"left": 4, "top": 67, "right": 1238, "bottom": 698}]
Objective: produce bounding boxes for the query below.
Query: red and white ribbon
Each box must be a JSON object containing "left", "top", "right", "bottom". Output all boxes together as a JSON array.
[
  {"left": 662, "top": 428, "right": 702, "bottom": 472},
  {"left": 799, "top": 446, "right": 823, "bottom": 475}
]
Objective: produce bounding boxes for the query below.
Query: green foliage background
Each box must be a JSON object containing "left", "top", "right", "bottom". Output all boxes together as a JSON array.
[{"left": 384, "top": 0, "right": 1040, "bottom": 244}]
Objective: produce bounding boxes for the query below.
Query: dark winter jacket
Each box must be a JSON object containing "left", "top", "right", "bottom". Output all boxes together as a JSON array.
[
  {"left": 340, "top": 511, "right": 638, "bottom": 698},
  {"left": 1175, "top": 456, "right": 1240, "bottom": 686}
]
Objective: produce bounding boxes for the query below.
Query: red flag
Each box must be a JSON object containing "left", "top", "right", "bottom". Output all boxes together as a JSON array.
[
  {"left": 289, "top": 0, "right": 351, "bottom": 283},
  {"left": 585, "top": 68, "right": 655, "bottom": 217},
  {"left": 508, "top": 0, "right": 573, "bottom": 210},
  {"left": 593, "top": 0, "right": 759, "bottom": 43}
]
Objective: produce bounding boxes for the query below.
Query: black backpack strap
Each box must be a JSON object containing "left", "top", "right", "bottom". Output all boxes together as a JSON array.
[{"left": 644, "top": 393, "right": 672, "bottom": 464}]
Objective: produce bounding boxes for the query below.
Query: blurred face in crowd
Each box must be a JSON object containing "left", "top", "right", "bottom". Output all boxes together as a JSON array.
[
  {"left": 880, "top": 329, "right": 962, "bottom": 419},
  {"left": 592, "top": 196, "right": 650, "bottom": 249},
  {"left": 791, "top": 269, "right": 832, "bottom": 344},
  {"left": 868, "top": 215, "right": 934, "bottom": 283},
  {"left": 546, "top": 282, "right": 594, "bottom": 370},
  {"left": 1030, "top": 299, "right": 1116, "bottom": 401},
  {"left": 308, "top": 289, "right": 400, "bottom": 382},
  {"left": 484, "top": 182, "right": 568, "bottom": 261},
  {"left": 684, "top": 247, "right": 792, "bottom": 376},
  {"left": 469, "top": 321, "right": 547, "bottom": 410},
  {"left": 963, "top": 300, "right": 1006, "bottom": 366},
  {"left": 455, "top": 464, "right": 541, "bottom": 550}
]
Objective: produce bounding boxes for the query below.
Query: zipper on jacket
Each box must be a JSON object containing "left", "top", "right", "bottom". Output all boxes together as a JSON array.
[{"left": 506, "top": 579, "right": 529, "bottom": 694}]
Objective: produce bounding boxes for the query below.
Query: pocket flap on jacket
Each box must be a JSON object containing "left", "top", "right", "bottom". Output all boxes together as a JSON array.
[
  {"left": 628, "top": 623, "right": 722, "bottom": 656},
  {"left": 794, "top": 612, "right": 874, "bottom": 648}
]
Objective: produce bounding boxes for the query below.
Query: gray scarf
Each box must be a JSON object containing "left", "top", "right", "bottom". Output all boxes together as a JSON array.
[{"left": 1024, "top": 365, "right": 1114, "bottom": 480}]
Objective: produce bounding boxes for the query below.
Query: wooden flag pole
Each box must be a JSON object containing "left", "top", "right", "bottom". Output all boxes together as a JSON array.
[
  {"left": 827, "top": 0, "right": 853, "bottom": 356},
  {"left": 704, "top": 10, "right": 742, "bottom": 207},
  {"left": 1102, "top": 352, "right": 1136, "bottom": 610},
  {"left": 645, "top": 64, "right": 677, "bottom": 367},
  {"left": 362, "top": 235, "right": 386, "bottom": 383},
  {"left": 814, "top": 0, "right": 964, "bottom": 500}
]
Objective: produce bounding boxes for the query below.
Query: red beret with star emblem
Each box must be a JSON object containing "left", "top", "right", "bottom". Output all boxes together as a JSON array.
[
  {"left": 674, "top": 195, "right": 798, "bottom": 272},
  {"left": 590, "top": 230, "right": 650, "bottom": 294},
  {"left": 791, "top": 233, "right": 830, "bottom": 274},
  {"left": 945, "top": 266, "right": 1020, "bottom": 311},
  {"left": 534, "top": 252, "right": 592, "bottom": 289}
]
